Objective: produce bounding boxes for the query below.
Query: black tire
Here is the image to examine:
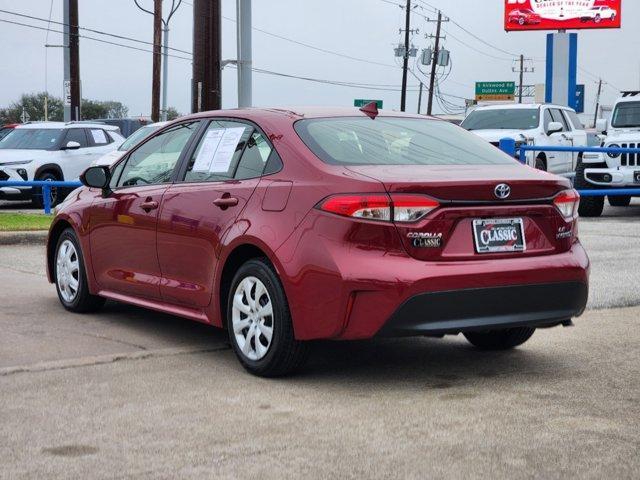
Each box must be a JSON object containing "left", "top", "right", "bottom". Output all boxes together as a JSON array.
[
  {"left": 464, "top": 327, "right": 535, "bottom": 350},
  {"left": 535, "top": 156, "right": 546, "bottom": 171},
  {"left": 608, "top": 195, "right": 631, "bottom": 207},
  {"left": 594, "top": 14, "right": 601, "bottom": 23},
  {"left": 227, "top": 258, "right": 309, "bottom": 377},
  {"left": 32, "top": 172, "right": 60, "bottom": 209},
  {"left": 54, "top": 228, "right": 106, "bottom": 313},
  {"left": 575, "top": 159, "right": 604, "bottom": 217}
]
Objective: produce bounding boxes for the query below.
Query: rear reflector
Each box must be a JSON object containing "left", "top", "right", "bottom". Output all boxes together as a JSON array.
[
  {"left": 553, "top": 189, "right": 580, "bottom": 220},
  {"left": 318, "top": 194, "right": 439, "bottom": 223}
]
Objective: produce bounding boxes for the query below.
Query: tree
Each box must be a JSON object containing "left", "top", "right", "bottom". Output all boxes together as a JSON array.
[
  {"left": 81, "top": 99, "right": 129, "bottom": 120},
  {"left": 0, "top": 92, "right": 64, "bottom": 123},
  {"left": 165, "top": 107, "right": 182, "bottom": 121}
]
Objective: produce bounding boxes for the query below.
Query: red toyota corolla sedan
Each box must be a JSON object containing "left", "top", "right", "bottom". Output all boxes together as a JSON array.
[
  {"left": 508, "top": 9, "right": 542, "bottom": 26},
  {"left": 46, "top": 106, "right": 589, "bottom": 376}
]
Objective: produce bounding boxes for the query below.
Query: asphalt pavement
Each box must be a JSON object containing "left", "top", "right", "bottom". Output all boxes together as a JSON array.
[{"left": 0, "top": 203, "right": 639, "bottom": 479}]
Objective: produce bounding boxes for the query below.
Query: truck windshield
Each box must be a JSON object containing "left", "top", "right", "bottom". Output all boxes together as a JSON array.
[
  {"left": 0, "top": 128, "right": 64, "bottom": 150},
  {"left": 611, "top": 102, "right": 640, "bottom": 128},
  {"left": 461, "top": 109, "right": 540, "bottom": 131}
]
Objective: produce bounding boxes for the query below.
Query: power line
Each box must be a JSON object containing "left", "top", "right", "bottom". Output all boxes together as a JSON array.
[
  {"left": 0, "top": 17, "right": 192, "bottom": 60},
  {"left": 0, "top": 8, "right": 193, "bottom": 55}
]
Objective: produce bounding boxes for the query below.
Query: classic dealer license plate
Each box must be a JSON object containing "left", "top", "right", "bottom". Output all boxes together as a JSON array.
[{"left": 472, "top": 218, "right": 526, "bottom": 254}]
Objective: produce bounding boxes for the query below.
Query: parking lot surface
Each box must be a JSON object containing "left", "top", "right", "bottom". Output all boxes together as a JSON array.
[{"left": 1, "top": 206, "right": 639, "bottom": 479}]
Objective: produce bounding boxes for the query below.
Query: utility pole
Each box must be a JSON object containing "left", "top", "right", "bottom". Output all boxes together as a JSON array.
[
  {"left": 513, "top": 55, "right": 534, "bottom": 104},
  {"left": 400, "top": 0, "right": 411, "bottom": 112},
  {"left": 150, "top": 0, "right": 162, "bottom": 122},
  {"left": 427, "top": 11, "right": 443, "bottom": 116},
  {"left": 192, "top": 0, "right": 222, "bottom": 112},
  {"left": 593, "top": 79, "right": 603, "bottom": 128},
  {"left": 237, "top": 0, "right": 253, "bottom": 108},
  {"left": 135, "top": 1, "right": 183, "bottom": 121},
  {"left": 63, "top": 0, "right": 80, "bottom": 122},
  {"left": 417, "top": 82, "right": 423, "bottom": 114}
]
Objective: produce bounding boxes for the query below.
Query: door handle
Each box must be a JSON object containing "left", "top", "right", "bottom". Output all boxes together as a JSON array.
[
  {"left": 140, "top": 200, "right": 159, "bottom": 212},
  {"left": 213, "top": 196, "right": 239, "bottom": 209}
]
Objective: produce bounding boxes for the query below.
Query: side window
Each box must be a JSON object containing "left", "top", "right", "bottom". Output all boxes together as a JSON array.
[
  {"left": 543, "top": 110, "right": 553, "bottom": 132},
  {"left": 565, "top": 110, "right": 584, "bottom": 130},
  {"left": 89, "top": 129, "right": 110, "bottom": 146},
  {"left": 183, "top": 121, "right": 253, "bottom": 183},
  {"left": 263, "top": 149, "right": 283, "bottom": 176},
  {"left": 117, "top": 122, "right": 199, "bottom": 187},
  {"left": 550, "top": 109, "right": 568, "bottom": 131},
  {"left": 64, "top": 129, "right": 88, "bottom": 148},
  {"left": 235, "top": 132, "right": 272, "bottom": 180}
]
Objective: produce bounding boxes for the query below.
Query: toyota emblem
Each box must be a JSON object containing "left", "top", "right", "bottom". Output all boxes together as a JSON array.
[{"left": 494, "top": 184, "right": 511, "bottom": 199}]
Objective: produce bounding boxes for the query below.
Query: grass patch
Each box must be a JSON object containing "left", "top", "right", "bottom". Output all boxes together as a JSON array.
[{"left": 0, "top": 213, "right": 53, "bottom": 231}]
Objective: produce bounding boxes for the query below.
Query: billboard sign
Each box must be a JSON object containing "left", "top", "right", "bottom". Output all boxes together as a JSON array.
[
  {"left": 505, "top": 0, "right": 622, "bottom": 31},
  {"left": 476, "top": 82, "right": 516, "bottom": 101}
]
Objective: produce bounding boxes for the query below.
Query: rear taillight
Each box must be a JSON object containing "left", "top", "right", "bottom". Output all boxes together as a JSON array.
[
  {"left": 318, "top": 194, "right": 439, "bottom": 223},
  {"left": 554, "top": 189, "right": 580, "bottom": 220}
]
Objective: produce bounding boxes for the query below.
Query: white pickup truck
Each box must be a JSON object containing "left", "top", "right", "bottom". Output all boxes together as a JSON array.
[
  {"left": 576, "top": 92, "right": 640, "bottom": 217},
  {"left": 461, "top": 103, "right": 588, "bottom": 175}
]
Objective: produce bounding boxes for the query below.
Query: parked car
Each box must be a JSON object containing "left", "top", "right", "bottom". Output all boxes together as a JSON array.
[
  {"left": 0, "top": 123, "right": 19, "bottom": 141},
  {"left": 0, "top": 122, "right": 124, "bottom": 207},
  {"left": 577, "top": 91, "right": 640, "bottom": 216},
  {"left": 580, "top": 6, "right": 617, "bottom": 23},
  {"left": 508, "top": 9, "right": 542, "bottom": 26},
  {"left": 461, "top": 103, "right": 588, "bottom": 175},
  {"left": 92, "top": 121, "right": 170, "bottom": 167},
  {"left": 47, "top": 107, "right": 589, "bottom": 377},
  {"left": 87, "top": 118, "right": 150, "bottom": 138}
]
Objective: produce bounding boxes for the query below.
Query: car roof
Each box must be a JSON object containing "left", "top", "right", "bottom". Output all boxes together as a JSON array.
[
  {"left": 471, "top": 103, "right": 574, "bottom": 111},
  {"left": 180, "top": 106, "right": 430, "bottom": 123},
  {"left": 16, "top": 122, "right": 120, "bottom": 130}
]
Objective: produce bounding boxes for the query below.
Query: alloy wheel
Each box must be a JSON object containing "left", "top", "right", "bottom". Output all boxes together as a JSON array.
[
  {"left": 231, "top": 276, "right": 274, "bottom": 361},
  {"left": 56, "top": 239, "right": 80, "bottom": 303}
]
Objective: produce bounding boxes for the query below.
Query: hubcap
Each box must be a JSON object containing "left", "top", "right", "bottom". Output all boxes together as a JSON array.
[
  {"left": 231, "top": 276, "right": 274, "bottom": 361},
  {"left": 56, "top": 239, "right": 80, "bottom": 303}
]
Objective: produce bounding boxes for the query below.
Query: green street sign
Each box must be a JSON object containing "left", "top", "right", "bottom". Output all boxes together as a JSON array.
[
  {"left": 475, "top": 82, "right": 515, "bottom": 101},
  {"left": 354, "top": 99, "right": 383, "bottom": 109}
]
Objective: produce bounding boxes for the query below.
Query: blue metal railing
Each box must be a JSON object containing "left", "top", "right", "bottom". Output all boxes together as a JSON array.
[
  {"left": 498, "top": 139, "right": 640, "bottom": 198},
  {"left": 0, "top": 180, "right": 82, "bottom": 214}
]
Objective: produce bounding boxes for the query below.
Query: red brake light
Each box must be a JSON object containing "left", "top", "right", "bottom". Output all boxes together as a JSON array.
[
  {"left": 553, "top": 189, "right": 580, "bottom": 220},
  {"left": 319, "top": 194, "right": 391, "bottom": 221},
  {"left": 390, "top": 194, "right": 440, "bottom": 223},
  {"left": 318, "top": 194, "right": 439, "bottom": 223}
]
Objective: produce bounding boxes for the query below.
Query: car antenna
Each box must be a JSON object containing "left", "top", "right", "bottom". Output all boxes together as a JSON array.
[{"left": 359, "top": 101, "right": 379, "bottom": 119}]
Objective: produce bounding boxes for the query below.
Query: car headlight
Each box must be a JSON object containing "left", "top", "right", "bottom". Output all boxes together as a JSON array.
[
  {"left": 0, "top": 160, "right": 33, "bottom": 166},
  {"left": 607, "top": 144, "right": 621, "bottom": 158}
]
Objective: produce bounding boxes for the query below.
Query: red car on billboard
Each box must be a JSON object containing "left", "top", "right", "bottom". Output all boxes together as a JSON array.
[{"left": 505, "top": 0, "right": 622, "bottom": 31}]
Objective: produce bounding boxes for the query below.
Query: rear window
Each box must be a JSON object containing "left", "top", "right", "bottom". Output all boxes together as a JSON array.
[{"left": 295, "top": 117, "right": 514, "bottom": 166}]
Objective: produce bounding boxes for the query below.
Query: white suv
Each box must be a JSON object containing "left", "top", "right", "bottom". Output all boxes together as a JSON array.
[
  {"left": 580, "top": 6, "right": 617, "bottom": 23},
  {"left": 577, "top": 92, "right": 640, "bottom": 217},
  {"left": 0, "top": 122, "right": 124, "bottom": 206},
  {"left": 462, "top": 103, "right": 588, "bottom": 176}
]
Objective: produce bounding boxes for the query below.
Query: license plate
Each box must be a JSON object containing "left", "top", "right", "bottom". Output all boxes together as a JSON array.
[
  {"left": 472, "top": 218, "right": 526, "bottom": 254},
  {"left": 634, "top": 171, "right": 640, "bottom": 183}
]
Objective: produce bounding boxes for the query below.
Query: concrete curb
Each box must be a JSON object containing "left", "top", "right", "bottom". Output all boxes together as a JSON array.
[{"left": 0, "top": 231, "right": 48, "bottom": 246}]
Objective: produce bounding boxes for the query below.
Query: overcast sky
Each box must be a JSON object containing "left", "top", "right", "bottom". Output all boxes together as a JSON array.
[{"left": 0, "top": 0, "right": 638, "bottom": 119}]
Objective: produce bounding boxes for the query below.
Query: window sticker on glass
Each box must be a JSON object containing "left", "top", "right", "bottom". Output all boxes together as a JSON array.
[
  {"left": 91, "top": 129, "right": 108, "bottom": 144},
  {"left": 192, "top": 129, "right": 225, "bottom": 172},
  {"left": 209, "top": 127, "right": 246, "bottom": 173}
]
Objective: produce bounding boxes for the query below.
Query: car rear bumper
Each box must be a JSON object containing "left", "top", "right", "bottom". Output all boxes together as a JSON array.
[{"left": 377, "top": 281, "right": 587, "bottom": 337}]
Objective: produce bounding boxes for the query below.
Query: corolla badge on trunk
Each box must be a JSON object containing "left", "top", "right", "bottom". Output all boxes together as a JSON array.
[
  {"left": 494, "top": 183, "right": 511, "bottom": 199},
  {"left": 407, "top": 232, "right": 443, "bottom": 248}
]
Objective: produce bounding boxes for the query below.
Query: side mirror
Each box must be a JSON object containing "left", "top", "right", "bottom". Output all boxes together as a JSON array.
[
  {"left": 546, "top": 121, "right": 563, "bottom": 135},
  {"left": 62, "top": 140, "right": 81, "bottom": 150},
  {"left": 80, "top": 166, "right": 112, "bottom": 195},
  {"left": 596, "top": 118, "right": 608, "bottom": 135}
]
